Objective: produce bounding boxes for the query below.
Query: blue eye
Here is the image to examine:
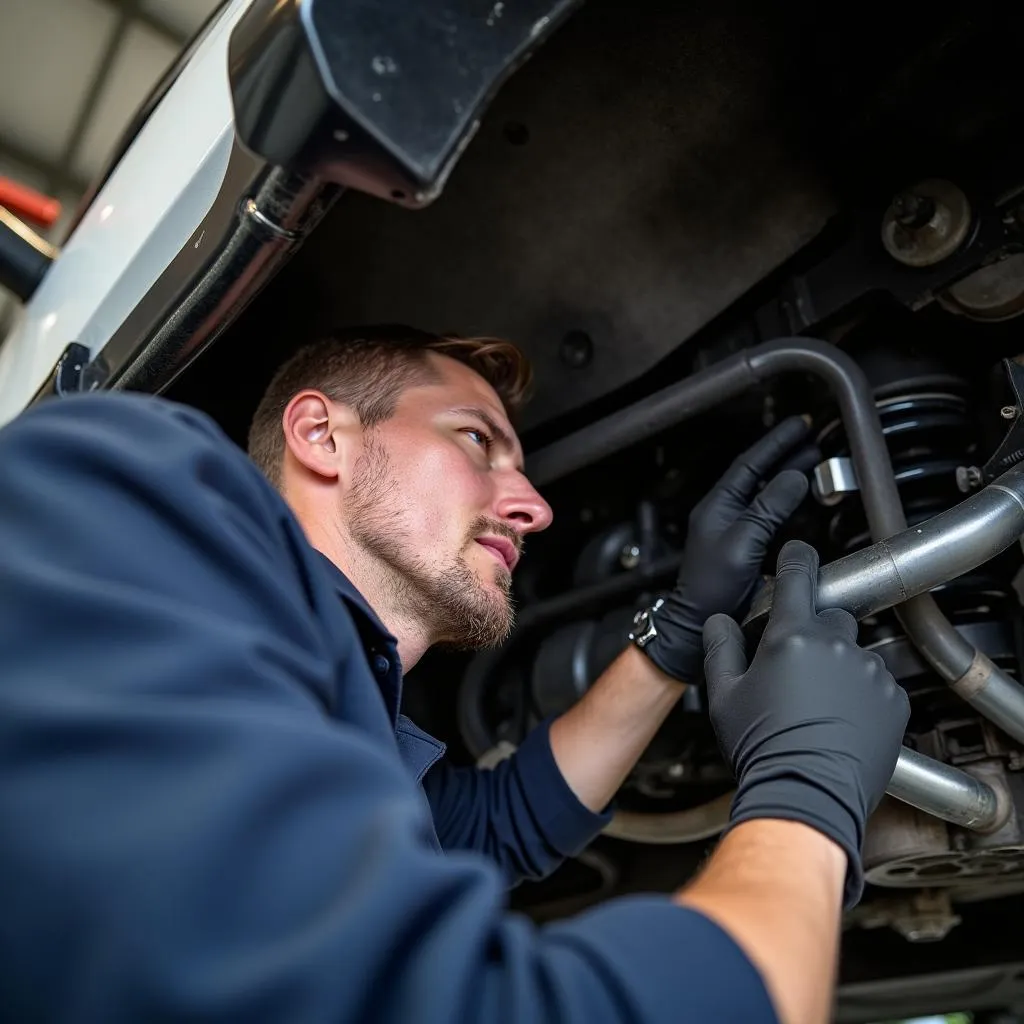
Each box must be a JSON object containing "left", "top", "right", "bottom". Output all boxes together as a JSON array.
[{"left": 464, "top": 427, "right": 493, "bottom": 450}]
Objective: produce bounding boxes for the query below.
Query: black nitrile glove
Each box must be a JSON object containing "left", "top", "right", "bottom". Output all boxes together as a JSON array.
[
  {"left": 702, "top": 540, "right": 910, "bottom": 908},
  {"left": 639, "top": 416, "right": 817, "bottom": 685}
]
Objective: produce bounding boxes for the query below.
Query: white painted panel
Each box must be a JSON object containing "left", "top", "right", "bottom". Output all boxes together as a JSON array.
[
  {"left": 0, "top": 0, "right": 255, "bottom": 427},
  {"left": 74, "top": 22, "right": 181, "bottom": 181}
]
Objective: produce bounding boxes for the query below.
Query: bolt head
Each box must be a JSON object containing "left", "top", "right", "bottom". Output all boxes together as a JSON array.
[
  {"left": 559, "top": 330, "right": 594, "bottom": 369},
  {"left": 1002, "top": 405, "right": 1020, "bottom": 420},
  {"left": 892, "top": 192, "right": 937, "bottom": 229},
  {"left": 620, "top": 544, "right": 641, "bottom": 569},
  {"left": 956, "top": 465, "right": 983, "bottom": 492}
]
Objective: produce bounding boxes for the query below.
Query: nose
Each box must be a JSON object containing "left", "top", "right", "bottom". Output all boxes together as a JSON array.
[{"left": 495, "top": 471, "right": 554, "bottom": 535}]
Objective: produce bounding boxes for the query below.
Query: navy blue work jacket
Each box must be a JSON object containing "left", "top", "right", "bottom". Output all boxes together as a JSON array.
[{"left": 0, "top": 393, "right": 776, "bottom": 1023}]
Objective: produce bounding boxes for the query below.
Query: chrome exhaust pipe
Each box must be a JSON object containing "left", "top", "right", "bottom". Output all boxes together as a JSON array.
[
  {"left": 746, "top": 462, "right": 1024, "bottom": 624},
  {"left": 745, "top": 461, "right": 1024, "bottom": 749},
  {"left": 887, "top": 747, "right": 1008, "bottom": 832}
]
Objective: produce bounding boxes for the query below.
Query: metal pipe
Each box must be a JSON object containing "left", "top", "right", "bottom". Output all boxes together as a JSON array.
[
  {"left": 745, "top": 462, "right": 1024, "bottom": 622},
  {"left": 887, "top": 747, "right": 1008, "bottom": 832},
  {"left": 109, "top": 162, "right": 341, "bottom": 396},
  {"left": 527, "top": 336, "right": 1011, "bottom": 830},
  {"left": 895, "top": 597, "right": 1024, "bottom": 746},
  {"left": 741, "top": 465, "right": 1024, "bottom": 746}
]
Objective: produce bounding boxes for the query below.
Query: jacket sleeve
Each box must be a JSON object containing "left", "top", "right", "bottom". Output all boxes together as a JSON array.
[
  {"left": 0, "top": 394, "right": 778, "bottom": 1024},
  {"left": 422, "top": 720, "right": 613, "bottom": 886}
]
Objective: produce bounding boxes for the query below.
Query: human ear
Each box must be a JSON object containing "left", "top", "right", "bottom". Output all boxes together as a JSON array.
[{"left": 282, "top": 390, "right": 355, "bottom": 482}]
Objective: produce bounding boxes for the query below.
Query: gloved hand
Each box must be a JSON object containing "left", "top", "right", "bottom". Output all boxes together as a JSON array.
[
  {"left": 637, "top": 415, "right": 817, "bottom": 685},
  {"left": 703, "top": 540, "right": 910, "bottom": 908}
]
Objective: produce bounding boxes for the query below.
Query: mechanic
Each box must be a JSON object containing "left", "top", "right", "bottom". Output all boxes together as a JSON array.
[{"left": 0, "top": 326, "right": 908, "bottom": 1024}]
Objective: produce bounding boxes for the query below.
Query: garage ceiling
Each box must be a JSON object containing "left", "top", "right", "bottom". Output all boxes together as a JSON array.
[{"left": 0, "top": 0, "right": 220, "bottom": 239}]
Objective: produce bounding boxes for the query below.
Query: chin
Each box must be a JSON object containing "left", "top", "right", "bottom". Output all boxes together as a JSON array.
[
  {"left": 468, "top": 548, "right": 507, "bottom": 583},
  {"left": 474, "top": 567, "right": 510, "bottom": 596}
]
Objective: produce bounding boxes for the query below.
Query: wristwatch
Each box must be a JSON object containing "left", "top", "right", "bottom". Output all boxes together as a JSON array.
[{"left": 629, "top": 597, "right": 665, "bottom": 649}]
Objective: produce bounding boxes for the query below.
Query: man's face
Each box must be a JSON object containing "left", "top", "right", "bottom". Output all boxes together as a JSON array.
[{"left": 340, "top": 354, "right": 553, "bottom": 649}]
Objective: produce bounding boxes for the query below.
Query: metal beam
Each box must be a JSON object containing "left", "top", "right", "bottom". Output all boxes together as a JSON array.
[
  {"left": 52, "top": 1, "right": 139, "bottom": 195},
  {"left": 95, "top": 0, "right": 190, "bottom": 47}
]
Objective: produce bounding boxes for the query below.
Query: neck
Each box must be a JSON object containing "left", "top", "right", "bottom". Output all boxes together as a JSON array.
[
  {"left": 293, "top": 500, "right": 432, "bottom": 671},
  {"left": 337, "top": 547, "right": 434, "bottom": 671}
]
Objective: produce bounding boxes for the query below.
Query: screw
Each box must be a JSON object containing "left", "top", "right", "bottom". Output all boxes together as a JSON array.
[
  {"left": 502, "top": 121, "right": 530, "bottom": 146},
  {"left": 892, "top": 192, "right": 937, "bottom": 229},
  {"left": 559, "top": 330, "right": 594, "bottom": 369},
  {"left": 620, "top": 544, "right": 641, "bottom": 569},
  {"left": 1002, "top": 405, "right": 1020, "bottom": 420},
  {"left": 956, "top": 465, "right": 984, "bottom": 493},
  {"left": 900, "top": 922, "right": 950, "bottom": 943},
  {"left": 1003, "top": 202, "right": 1024, "bottom": 231}
]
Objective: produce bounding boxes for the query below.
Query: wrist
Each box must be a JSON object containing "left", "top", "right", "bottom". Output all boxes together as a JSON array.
[
  {"left": 632, "top": 610, "right": 705, "bottom": 685},
  {"left": 620, "top": 642, "right": 690, "bottom": 692},
  {"left": 728, "top": 774, "right": 864, "bottom": 908}
]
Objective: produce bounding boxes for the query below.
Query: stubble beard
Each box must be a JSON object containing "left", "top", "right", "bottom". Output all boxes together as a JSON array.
[{"left": 345, "top": 436, "right": 516, "bottom": 650}]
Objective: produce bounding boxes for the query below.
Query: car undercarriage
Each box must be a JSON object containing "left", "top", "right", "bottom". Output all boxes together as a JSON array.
[{"left": 7, "top": 1, "right": 1024, "bottom": 1019}]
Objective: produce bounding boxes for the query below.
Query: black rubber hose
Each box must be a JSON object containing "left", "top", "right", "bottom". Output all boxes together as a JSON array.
[
  {"left": 0, "top": 208, "right": 53, "bottom": 302},
  {"left": 528, "top": 337, "right": 908, "bottom": 541},
  {"left": 744, "top": 342, "right": 906, "bottom": 538}
]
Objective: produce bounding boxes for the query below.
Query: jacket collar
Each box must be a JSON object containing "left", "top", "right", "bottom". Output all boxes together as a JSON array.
[
  {"left": 315, "top": 554, "right": 447, "bottom": 789},
  {"left": 315, "top": 552, "right": 404, "bottom": 723}
]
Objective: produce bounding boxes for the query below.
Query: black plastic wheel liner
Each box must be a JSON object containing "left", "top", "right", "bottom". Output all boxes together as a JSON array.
[{"left": 229, "top": 0, "right": 583, "bottom": 206}]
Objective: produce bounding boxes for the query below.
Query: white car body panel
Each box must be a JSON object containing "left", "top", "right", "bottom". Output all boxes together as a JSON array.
[{"left": 0, "top": 0, "right": 256, "bottom": 428}]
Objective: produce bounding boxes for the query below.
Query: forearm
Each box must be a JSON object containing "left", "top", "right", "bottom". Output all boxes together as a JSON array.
[
  {"left": 677, "top": 820, "right": 846, "bottom": 1024},
  {"left": 548, "top": 644, "right": 685, "bottom": 812}
]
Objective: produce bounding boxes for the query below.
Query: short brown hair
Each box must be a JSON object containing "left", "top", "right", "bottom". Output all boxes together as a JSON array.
[{"left": 248, "top": 325, "right": 532, "bottom": 487}]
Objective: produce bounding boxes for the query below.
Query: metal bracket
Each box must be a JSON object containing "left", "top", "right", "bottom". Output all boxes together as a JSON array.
[
  {"left": 981, "top": 358, "right": 1024, "bottom": 482},
  {"left": 29, "top": 343, "right": 110, "bottom": 405}
]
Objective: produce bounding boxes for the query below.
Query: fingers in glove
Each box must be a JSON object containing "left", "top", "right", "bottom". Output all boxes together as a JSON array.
[
  {"left": 769, "top": 539, "right": 820, "bottom": 627},
  {"left": 778, "top": 441, "right": 823, "bottom": 477},
  {"left": 703, "top": 613, "right": 748, "bottom": 684},
  {"left": 732, "top": 469, "right": 809, "bottom": 548},
  {"left": 711, "top": 416, "right": 812, "bottom": 515},
  {"left": 817, "top": 606, "right": 859, "bottom": 644}
]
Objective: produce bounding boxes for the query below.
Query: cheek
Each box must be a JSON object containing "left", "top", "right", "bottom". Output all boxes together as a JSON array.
[{"left": 390, "top": 444, "right": 489, "bottom": 537}]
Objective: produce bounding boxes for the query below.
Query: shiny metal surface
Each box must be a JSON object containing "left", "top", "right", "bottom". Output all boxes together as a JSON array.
[
  {"left": 812, "top": 456, "right": 858, "bottom": 505},
  {"left": 952, "top": 649, "right": 1024, "bottom": 747},
  {"left": 746, "top": 461, "right": 1024, "bottom": 623},
  {"left": 887, "top": 747, "right": 1008, "bottom": 832}
]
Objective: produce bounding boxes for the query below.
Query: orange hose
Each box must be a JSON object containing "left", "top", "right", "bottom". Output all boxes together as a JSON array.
[{"left": 0, "top": 177, "right": 62, "bottom": 228}]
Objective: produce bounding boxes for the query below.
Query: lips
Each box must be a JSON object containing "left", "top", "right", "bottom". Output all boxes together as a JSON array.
[{"left": 476, "top": 536, "right": 519, "bottom": 572}]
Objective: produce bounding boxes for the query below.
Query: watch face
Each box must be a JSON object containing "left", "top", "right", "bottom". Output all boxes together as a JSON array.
[{"left": 630, "top": 607, "right": 656, "bottom": 646}]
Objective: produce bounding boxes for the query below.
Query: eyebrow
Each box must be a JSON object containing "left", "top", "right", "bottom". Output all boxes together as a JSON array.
[{"left": 452, "top": 407, "right": 523, "bottom": 470}]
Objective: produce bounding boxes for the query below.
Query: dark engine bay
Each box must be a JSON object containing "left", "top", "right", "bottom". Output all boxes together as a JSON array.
[{"left": 165, "top": 1, "right": 1024, "bottom": 1018}]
